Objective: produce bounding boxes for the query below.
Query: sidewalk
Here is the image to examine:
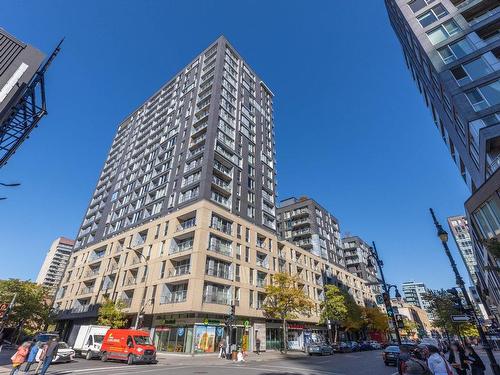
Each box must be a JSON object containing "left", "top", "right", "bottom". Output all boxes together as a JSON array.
[{"left": 155, "top": 350, "right": 307, "bottom": 365}]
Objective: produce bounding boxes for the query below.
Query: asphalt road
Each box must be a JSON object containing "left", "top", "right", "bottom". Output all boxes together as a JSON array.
[{"left": 0, "top": 350, "right": 400, "bottom": 375}]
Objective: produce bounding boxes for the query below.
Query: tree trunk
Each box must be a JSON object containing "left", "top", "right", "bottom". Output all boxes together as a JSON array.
[
  {"left": 334, "top": 324, "right": 338, "bottom": 344},
  {"left": 282, "top": 318, "right": 287, "bottom": 354}
]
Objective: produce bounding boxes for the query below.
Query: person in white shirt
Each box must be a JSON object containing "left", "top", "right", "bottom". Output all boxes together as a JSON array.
[{"left": 427, "top": 345, "right": 451, "bottom": 375}]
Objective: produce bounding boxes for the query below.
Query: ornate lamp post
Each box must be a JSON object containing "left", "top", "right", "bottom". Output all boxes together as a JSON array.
[
  {"left": 368, "top": 242, "right": 402, "bottom": 345},
  {"left": 430, "top": 208, "right": 500, "bottom": 375}
]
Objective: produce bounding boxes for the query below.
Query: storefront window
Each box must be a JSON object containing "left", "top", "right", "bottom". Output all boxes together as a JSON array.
[
  {"left": 154, "top": 327, "right": 188, "bottom": 352},
  {"left": 266, "top": 328, "right": 283, "bottom": 350},
  {"left": 193, "top": 325, "right": 225, "bottom": 353}
]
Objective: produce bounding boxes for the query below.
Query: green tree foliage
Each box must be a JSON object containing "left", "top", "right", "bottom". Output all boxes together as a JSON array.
[
  {"left": 97, "top": 298, "right": 128, "bottom": 328},
  {"left": 423, "top": 290, "right": 478, "bottom": 338},
  {"left": 320, "top": 285, "right": 348, "bottom": 343},
  {"left": 263, "top": 273, "right": 315, "bottom": 353},
  {"left": 0, "top": 279, "right": 53, "bottom": 336},
  {"left": 401, "top": 317, "right": 418, "bottom": 337},
  {"left": 362, "top": 306, "right": 389, "bottom": 333},
  {"left": 339, "top": 289, "right": 364, "bottom": 332}
]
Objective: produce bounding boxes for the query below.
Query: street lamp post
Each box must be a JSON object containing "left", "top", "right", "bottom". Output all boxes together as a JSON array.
[
  {"left": 369, "top": 242, "right": 402, "bottom": 345},
  {"left": 430, "top": 208, "right": 500, "bottom": 375}
]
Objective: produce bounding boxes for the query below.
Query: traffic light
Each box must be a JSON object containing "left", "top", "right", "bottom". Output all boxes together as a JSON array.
[
  {"left": 447, "top": 289, "right": 466, "bottom": 313},
  {"left": 395, "top": 314, "right": 405, "bottom": 329},
  {"left": 231, "top": 304, "right": 235, "bottom": 317},
  {"left": 387, "top": 307, "right": 394, "bottom": 318},
  {"left": 225, "top": 304, "right": 236, "bottom": 326}
]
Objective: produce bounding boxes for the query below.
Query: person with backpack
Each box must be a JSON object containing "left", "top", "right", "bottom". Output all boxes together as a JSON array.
[
  {"left": 464, "top": 344, "right": 486, "bottom": 375},
  {"left": 402, "top": 344, "right": 431, "bottom": 375},
  {"left": 10, "top": 342, "right": 30, "bottom": 375}
]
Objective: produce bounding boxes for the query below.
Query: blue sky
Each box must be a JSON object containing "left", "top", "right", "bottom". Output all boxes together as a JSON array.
[{"left": 0, "top": 1, "right": 471, "bottom": 291}]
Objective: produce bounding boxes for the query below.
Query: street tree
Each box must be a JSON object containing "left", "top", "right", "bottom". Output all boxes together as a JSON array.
[
  {"left": 340, "top": 289, "right": 364, "bottom": 334},
  {"left": 262, "top": 273, "right": 314, "bottom": 353},
  {"left": 401, "top": 317, "right": 418, "bottom": 338},
  {"left": 0, "top": 279, "right": 53, "bottom": 338},
  {"left": 423, "top": 290, "right": 478, "bottom": 339},
  {"left": 320, "top": 285, "right": 348, "bottom": 343},
  {"left": 362, "top": 306, "right": 389, "bottom": 335},
  {"left": 97, "top": 298, "right": 128, "bottom": 328}
]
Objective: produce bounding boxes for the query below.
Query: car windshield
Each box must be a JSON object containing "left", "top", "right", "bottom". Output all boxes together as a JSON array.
[
  {"left": 58, "top": 342, "right": 69, "bottom": 349},
  {"left": 94, "top": 335, "right": 104, "bottom": 344},
  {"left": 37, "top": 334, "right": 58, "bottom": 342},
  {"left": 133, "top": 336, "right": 152, "bottom": 345},
  {"left": 386, "top": 346, "right": 399, "bottom": 352}
]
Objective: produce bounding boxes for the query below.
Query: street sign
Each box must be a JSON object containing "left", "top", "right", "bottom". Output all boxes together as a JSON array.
[
  {"left": 451, "top": 315, "right": 471, "bottom": 322},
  {"left": 376, "top": 294, "right": 384, "bottom": 305}
]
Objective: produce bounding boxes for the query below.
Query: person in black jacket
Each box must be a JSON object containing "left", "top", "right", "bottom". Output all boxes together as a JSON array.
[
  {"left": 448, "top": 342, "right": 468, "bottom": 375},
  {"left": 464, "top": 344, "right": 486, "bottom": 375}
]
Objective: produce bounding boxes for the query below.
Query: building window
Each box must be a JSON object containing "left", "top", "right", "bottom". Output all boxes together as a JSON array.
[
  {"left": 451, "top": 56, "right": 493, "bottom": 86},
  {"left": 466, "top": 79, "right": 500, "bottom": 112},
  {"left": 408, "top": 0, "right": 435, "bottom": 13},
  {"left": 437, "top": 38, "right": 474, "bottom": 64},
  {"left": 473, "top": 198, "right": 500, "bottom": 239},
  {"left": 417, "top": 4, "right": 448, "bottom": 28},
  {"left": 427, "top": 20, "right": 460, "bottom": 45}
]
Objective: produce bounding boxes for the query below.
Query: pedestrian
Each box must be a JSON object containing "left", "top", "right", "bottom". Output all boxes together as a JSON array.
[
  {"left": 10, "top": 342, "right": 30, "bottom": 375},
  {"left": 464, "top": 344, "right": 485, "bottom": 375},
  {"left": 38, "top": 337, "right": 58, "bottom": 375},
  {"left": 24, "top": 340, "right": 39, "bottom": 372},
  {"left": 218, "top": 338, "right": 226, "bottom": 359},
  {"left": 402, "top": 345, "right": 431, "bottom": 375},
  {"left": 34, "top": 342, "right": 48, "bottom": 374},
  {"left": 255, "top": 337, "right": 261, "bottom": 355},
  {"left": 448, "top": 341, "right": 468, "bottom": 375},
  {"left": 427, "top": 345, "right": 453, "bottom": 375}
]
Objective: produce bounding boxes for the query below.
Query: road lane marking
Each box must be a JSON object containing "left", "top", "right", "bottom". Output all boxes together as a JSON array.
[{"left": 247, "top": 364, "right": 346, "bottom": 374}]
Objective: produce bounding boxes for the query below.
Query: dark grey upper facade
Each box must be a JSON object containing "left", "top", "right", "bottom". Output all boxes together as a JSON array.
[
  {"left": 75, "top": 36, "right": 276, "bottom": 250},
  {"left": 385, "top": 0, "right": 500, "bottom": 192},
  {"left": 341, "top": 236, "right": 378, "bottom": 285},
  {"left": 276, "top": 196, "right": 344, "bottom": 266}
]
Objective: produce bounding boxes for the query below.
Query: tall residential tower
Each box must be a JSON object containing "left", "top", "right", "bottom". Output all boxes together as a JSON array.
[
  {"left": 36, "top": 237, "right": 74, "bottom": 295},
  {"left": 54, "top": 37, "right": 375, "bottom": 353}
]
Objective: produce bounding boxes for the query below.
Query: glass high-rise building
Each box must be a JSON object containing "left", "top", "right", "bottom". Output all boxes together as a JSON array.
[{"left": 385, "top": 0, "right": 500, "bottom": 321}]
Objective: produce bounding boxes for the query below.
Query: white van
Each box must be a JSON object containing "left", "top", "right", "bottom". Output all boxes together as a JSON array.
[{"left": 72, "top": 325, "right": 109, "bottom": 359}]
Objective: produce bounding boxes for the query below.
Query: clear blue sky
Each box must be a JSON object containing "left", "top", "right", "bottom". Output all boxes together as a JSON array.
[{"left": 0, "top": 1, "right": 471, "bottom": 291}]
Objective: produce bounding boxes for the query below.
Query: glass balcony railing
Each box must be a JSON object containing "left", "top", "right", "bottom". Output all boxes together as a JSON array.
[
  {"left": 203, "top": 293, "right": 231, "bottom": 305},
  {"left": 160, "top": 290, "right": 187, "bottom": 304}
]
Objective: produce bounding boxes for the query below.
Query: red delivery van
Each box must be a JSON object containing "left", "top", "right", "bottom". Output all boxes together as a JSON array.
[{"left": 100, "top": 329, "right": 156, "bottom": 365}]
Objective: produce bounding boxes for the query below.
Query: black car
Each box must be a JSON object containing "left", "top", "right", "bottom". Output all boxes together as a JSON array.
[
  {"left": 383, "top": 345, "right": 400, "bottom": 366},
  {"left": 308, "top": 343, "right": 333, "bottom": 356}
]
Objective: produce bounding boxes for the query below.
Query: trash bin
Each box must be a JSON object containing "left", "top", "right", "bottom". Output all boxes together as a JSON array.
[{"left": 231, "top": 350, "right": 238, "bottom": 361}]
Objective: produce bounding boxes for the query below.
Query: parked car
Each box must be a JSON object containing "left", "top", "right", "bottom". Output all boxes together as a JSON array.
[
  {"left": 308, "top": 343, "right": 333, "bottom": 356},
  {"left": 369, "top": 341, "right": 382, "bottom": 350},
  {"left": 348, "top": 341, "right": 360, "bottom": 351},
  {"left": 332, "top": 341, "right": 352, "bottom": 353},
  {"left": 359, "top": 341, "right": 373, "bottom": 351},
  {"left": 383, "top": 345, "right": 400, "bottom": 366},
  {"left": 100, "top": 329, "right": 156, "bottom": 365},
  {"left": 52, "top": 342, "right": 75, "bottom": 363}
]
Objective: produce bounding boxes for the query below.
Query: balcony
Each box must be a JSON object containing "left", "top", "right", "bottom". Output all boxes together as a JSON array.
[
  {"left": 211, "top": 221, "right": 232, "bottom": 235},
  {"left": 212, "top": 175, "right": 232, "bottom": 193},
  {"left": 160, "top": 290, "right": 187, "bottom": 304},
  {"left": 256, "top": 278, "right": 267, "bottom": 288},
  {"left": 462, "top": 0, "right": 499, "bottom": 25},
  {"left": 124, "top": 276, "right": 137, "bottom": 286},
  {"left": 118, "top": 298, "right": 132, "bottom": 308},
  {"left": 79, "top": 286, "right": 94, "bottom": 295},
  {"left": 168, "top": 265, "right": 190, "bottom": 277},
  {"left": 208, "top": 242, "right": 232, "bottom": 257},
  {"left": 170, "top": 239, "right": 194, "bottom": 255},
  {"left": 177, "top": 218, "right": 196, "bottom": 232},
  {"left": 206, "top": 267, "right": 233, "bottom": 280},
  {"left": 203, "top": 293, "right": 231, "bottom": 305},
  {"left": 84, "top": 268, "right": 100, "bottom": 278}
]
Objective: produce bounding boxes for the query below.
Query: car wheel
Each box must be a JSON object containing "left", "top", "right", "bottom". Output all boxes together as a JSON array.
[
  {"left": 127, "top": 354, "right": 134, "bottom": 365},
  {"left": 101, "top": 352, "right": 107, "bottom": 362},
  {"left": 85, "top": 351, "right": 92, "bottom": 360}
]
